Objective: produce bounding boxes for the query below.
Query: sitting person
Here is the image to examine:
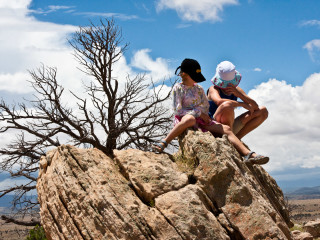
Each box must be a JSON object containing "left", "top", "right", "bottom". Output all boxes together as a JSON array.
[
  {"left": 152, "top": 58, "right": 269, "bottom": 165},
  {"left": 207, "top": 60, "right": 268, "bottom": 140}
]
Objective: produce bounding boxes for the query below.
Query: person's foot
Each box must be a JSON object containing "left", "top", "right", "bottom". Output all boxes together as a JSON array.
[
  {"left": 151, "top": 140, "right": 168, "bottom": 153},
  {"left": 243, "top": 151, "right": 269, "bottom": 165}
]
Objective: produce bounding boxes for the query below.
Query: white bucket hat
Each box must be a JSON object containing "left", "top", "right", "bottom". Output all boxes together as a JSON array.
[{"left": 211, "top": 61, "right": 241, "bottom": 89}]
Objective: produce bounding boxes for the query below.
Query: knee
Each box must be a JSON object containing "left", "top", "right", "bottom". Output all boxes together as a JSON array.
[
  {"left": 181, "top": 115, "right": 196, "bottom": 127},
  {"left": 219, "top": 101, "right": 234, "bottom": 110},
  {"left": 259, "top": 106, "right": 268, "bottom": 120},
  {"left": 215, "top": 102, "right": 235, "bottom": 120}
]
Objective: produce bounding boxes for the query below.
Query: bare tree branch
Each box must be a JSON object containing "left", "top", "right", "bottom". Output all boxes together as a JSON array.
[{"left": 0, "top": 18, "right": 174, "bottom": 226}]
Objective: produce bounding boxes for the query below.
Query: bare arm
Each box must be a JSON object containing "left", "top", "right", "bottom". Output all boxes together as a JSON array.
[
  {"left": 208, "top": 86, "right": 247, "bottom": 108},
  {"left": 208, "top": 86, "right": 254, "bottom": 113},
  {"left": 225, "top": 86, "right": 259, "bottom": 110}
]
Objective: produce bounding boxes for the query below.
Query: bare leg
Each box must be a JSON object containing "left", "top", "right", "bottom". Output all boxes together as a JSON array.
[
  {"left": 203, "top": 123, "right": 251, "bottom": 156},
  {"left": 154, "top": 115, "right": 196, "bottom": 151},
  {"left": 236, "top": 106, "right": 268, "bottom": 139},
  {"left": 213, "top": 101, "right": 235, "bottom": 130},
  {"left": 164, "top": 115, "right": 196, "bottom": 143}
]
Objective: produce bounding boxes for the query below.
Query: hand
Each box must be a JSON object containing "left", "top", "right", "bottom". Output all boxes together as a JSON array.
[
  {"left": 200, "top": 113, "right": 211, "bottom": 124},
  {"left": 224, "top": 85, "right": 240, "bottom": 97},
  {"left": 251, "top": 103, "right": 259, "bottom": 111},
  {"left": 242, "top": 103, "right": 254, "bottom": 115}
]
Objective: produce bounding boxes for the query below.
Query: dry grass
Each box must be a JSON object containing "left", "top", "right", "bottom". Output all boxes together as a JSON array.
[{"left": 172, "top": 150, "right": 197, "bottom": 176}]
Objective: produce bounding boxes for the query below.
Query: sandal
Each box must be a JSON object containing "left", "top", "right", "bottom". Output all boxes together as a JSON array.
[
  {"left": 151, "top": 140, "right": 168, "bottom": 153},
  {"left": 243, "top": 151, "right": 269, "bottom": 165}
]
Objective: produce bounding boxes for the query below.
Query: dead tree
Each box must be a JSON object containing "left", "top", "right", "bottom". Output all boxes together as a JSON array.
[{"left": 0, "top": 18, "right": 174, "bottom": 226}]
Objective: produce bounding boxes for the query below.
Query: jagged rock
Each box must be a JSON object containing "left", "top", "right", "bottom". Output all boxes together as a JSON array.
[
  {"left": 291, "top": 230, "right": 313, "bottom": 240},
  {"left": 37, "top": 145, "right": 182, "bottom": 240},
  {"left": 178, "top": 130, "right": 293, "bottom": 239},
  {"left": 37, "top": 129, "right": 294, "bottom": 240},
  {"left": 303, "top": 219, "right": 320, "bottom": 237}
]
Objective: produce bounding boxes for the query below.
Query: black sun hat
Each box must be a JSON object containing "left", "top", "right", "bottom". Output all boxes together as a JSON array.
[{"left": 175, "top": 58, "right": 206, "bottom": 83}]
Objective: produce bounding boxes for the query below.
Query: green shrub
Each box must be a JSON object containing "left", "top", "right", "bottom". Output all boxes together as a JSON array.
[
  {"left": 26, "top": 225, "right": 47, "bottom": 240},
  {"left": 290, "top": 223, "right": 303, "bottom": 231}
]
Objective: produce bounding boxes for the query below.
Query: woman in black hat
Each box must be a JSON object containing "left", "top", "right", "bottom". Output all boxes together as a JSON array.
[{"left": 152, "top": 58, "right": 269, "bottom": 165}]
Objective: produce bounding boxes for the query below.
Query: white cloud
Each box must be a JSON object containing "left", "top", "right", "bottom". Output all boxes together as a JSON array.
[
  {"left": 253, "top": 68, "right": 262, "bottom": 72},
  {"left": 32, "top": 5, "right": 75, "bottom": 15},
  {"left": 240, "top": 74, "right": 320, "bottom": 173},
  {"left": 30, "top": 4, "right": 137, "bottom": 20},
  {"left": 300, "top": 19, "right": 320, "bottom": 27},
  {"left": 131, "top": 49, "right": 173, "bottom": 82},
  {"left": 75, "top": 12, "right": 139, "bottom": 21},
  {"left": 0, "top": 72, "right": 31, "bottom": 93},
  {"left": 0, "top": 0, "right": 79, "bottom": 93},
  {"left": 156, "top": 0, "right": 239, "bottom": 22},
  {"left": 0, "top": 1, "right": 172, "bottom": 93},
  {"left": 0, "top": 0, "right": 29, "bottom": 9},
  {"left": 177, "top": 23, "right": 192, "bottom": 28},
  {"left": 0, "top": 177, "right": 37, "bottom": 195},
  {"left": 48, "top": 5, "right": 73, "bottom": 11},
  {"left": 303, "top": 39, "right": 320, "bottom": 63}
]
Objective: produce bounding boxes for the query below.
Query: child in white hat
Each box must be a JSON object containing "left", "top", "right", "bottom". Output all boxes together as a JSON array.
[
  {"left": 153, "top": 59, "right": 269, "bottom": 165},
  {"left": 207, "top": 61, "right": 269, "bottom": 164}
]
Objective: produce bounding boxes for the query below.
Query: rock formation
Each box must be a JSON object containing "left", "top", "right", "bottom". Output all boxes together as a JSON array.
[
  {"left": 37, "top": 129, "right": 294, "bottom": 239},
  {"left": 303, "top": 219, "right": 320, "bottom": 238},
  {"left": 291, "top": 230, "right": 313, "bottom": 240}
]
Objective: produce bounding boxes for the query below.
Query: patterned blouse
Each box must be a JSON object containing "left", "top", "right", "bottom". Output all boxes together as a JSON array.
[{"left": 172, "top": 82, "right": 209, "bottom": 118}]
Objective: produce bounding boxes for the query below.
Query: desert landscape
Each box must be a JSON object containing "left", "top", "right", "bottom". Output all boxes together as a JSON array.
[
  {"left": 286, "top": 186, "right": 320, "bottom": 224},
  {"left": 0, "top": 208, "right": 37, "bottom": 240},
  {"left": 289, "top": 198, "right": 320, "bottom": 224},
  {"left": 0, "top": 220, "right": 32, "bottom": 240}
]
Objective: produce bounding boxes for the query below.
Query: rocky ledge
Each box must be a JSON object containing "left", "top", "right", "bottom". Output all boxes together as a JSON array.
[{"left": 37, "top": 129, "right": 294, "bottom": 240}]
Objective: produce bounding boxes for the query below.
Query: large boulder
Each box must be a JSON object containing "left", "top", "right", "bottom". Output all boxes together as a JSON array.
[
  {"left": 303, "top": 219, "right": 320, "bottom": 238},
  {"left": 178, "top": 130, "right": 293, "bottom": 239},
  {"left": 37, "top": 129, "right": 294, "bottom": 239}
]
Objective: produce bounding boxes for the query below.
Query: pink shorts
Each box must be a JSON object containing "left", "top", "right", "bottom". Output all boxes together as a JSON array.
[{"left": 174, "top": 115, "right": 217, "bottom": 132}]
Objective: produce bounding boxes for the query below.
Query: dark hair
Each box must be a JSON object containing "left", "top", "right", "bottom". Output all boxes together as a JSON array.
[{"left": 175, "top": 58, "right": 206, "bottom": 83}]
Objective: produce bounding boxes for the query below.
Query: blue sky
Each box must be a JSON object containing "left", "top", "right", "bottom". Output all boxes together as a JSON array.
[
  {"left": 0, "top": 0, "right": 320, "bottom": 192},
  {"left": 28, "top": 0, "right": 320, "bottom": 91}
]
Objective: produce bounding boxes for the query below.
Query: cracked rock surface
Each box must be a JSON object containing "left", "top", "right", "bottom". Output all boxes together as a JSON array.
[{"left": 37, "top": 129, "right": 294, "bottom": 240}]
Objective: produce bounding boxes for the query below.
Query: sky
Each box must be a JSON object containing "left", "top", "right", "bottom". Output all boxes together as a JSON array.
[{"left": 0, "top": 0, "right": 320, "bottom": 192}]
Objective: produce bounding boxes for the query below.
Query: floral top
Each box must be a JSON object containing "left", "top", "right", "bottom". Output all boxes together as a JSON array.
[{"left": 172, "top": 82, "right": 209, "bottom": 118}]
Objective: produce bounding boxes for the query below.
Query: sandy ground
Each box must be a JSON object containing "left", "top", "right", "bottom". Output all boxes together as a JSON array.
[
  {"left": 0, "top": 208, "right": 38, "bottom": 240},
  {"left": 0, "top": 220, "right": 33, "bottom": 240},
  {"left": 289, "top": 198, "right": 320, "bottom": 224}
]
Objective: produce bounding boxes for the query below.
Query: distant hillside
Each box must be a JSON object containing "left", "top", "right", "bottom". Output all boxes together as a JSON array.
[
  {"left": 290, "top": 186, "right": 320, "bottom": 195},
  {"left": 285, "top": 186, "right": 320, "bottom": 200}
]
